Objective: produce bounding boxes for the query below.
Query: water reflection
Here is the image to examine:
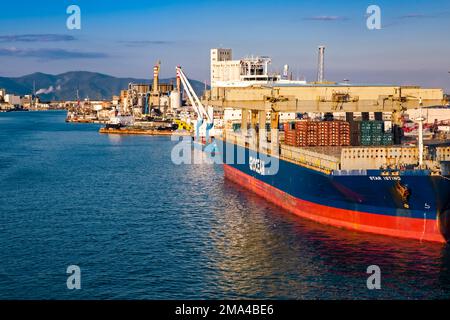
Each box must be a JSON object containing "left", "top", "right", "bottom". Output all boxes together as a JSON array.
[
  {"left": 206, "top": 178, "right": 450, "bottom": 299},
  {"left": 107, "top": 134, "right": 123, "bottom": 144}
]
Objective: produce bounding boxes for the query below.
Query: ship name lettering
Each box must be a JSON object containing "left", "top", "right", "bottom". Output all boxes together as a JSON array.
[
  {"left": 369, "top": 176, "right": 401, "bottom": 181},
  {"left": 249, "top": 156, "right": 265, "bottom": 176}
]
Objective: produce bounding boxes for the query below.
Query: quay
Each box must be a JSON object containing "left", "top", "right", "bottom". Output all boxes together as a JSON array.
[{"left": 99, "top": 127, "right": 191, "bottom": 136}]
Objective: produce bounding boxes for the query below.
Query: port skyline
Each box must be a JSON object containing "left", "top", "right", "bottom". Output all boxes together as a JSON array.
[{"left": 1, "top": 0, "right": 449, "bottom": 92}]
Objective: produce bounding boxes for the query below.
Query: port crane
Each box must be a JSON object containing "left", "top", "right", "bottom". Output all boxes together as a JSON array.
[{"left": 176, "top": 66, "right": 214, "bottom": 142}]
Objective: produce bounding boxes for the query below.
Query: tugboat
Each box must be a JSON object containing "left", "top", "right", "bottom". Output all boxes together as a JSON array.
[{"left": 105, "top": 113, "right": 135, "bottom": 129}]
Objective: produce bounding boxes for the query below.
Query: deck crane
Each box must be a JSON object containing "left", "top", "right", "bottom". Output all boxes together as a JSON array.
[{"left": 176, "top": 66, "right": 214, "bottom": 143}]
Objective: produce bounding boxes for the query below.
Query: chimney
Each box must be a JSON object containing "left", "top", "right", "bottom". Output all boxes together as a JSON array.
[
  {"left": 317, "top": 46, "right": 325, "bottom": 83},
  {"left": 153, "top": 61, "right": 160, "bottom": 93}
]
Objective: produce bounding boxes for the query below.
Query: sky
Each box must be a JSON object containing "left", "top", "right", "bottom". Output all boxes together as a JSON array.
[{"left": 0, "top": 0, "right": 449, "bottom": 91}]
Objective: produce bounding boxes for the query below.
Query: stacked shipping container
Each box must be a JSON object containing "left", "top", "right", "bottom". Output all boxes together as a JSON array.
[
  {"left": 360, "top": 121, "right": 393, "bottom": 146},
  {"left": 284, "top": 120, "right": 351, "bottom": 147}
]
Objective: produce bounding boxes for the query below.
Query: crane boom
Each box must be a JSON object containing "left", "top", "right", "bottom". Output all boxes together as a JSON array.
[{"left": 176, "top": 66, "right": 213, "bottom": 123}]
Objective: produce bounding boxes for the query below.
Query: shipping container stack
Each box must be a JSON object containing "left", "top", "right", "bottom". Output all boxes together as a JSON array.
[
  {"left": 284, "top": 122, "right": 297, "bottom": 147},
  {"left": 361, "top": 121, "right": 373, "bottom": 146},
  {"left": 318, "top": 122, "right": 330, "bottom": 146},
  {"left": 350, "top": 121, "right": 361, "bottom": 146},
  {"left": 382, "top": 128, "right": 394, "bottom": 146},
  {"left": 306, "top": 121, "right": 319, "bottom": 146},
  {"left": 284, "top": 120, "right": 351, "bottom": 147},
  {"left": 360, "top": 121, "right": 393, "bottom": 146},
  {"left": 339, "top": 122, "right": 351, "bottom": 146},
  {"left": 372, "top": 121, "right": 383, "bottom": 146},
  {"left": 294, "top": 121, "right": 309, "bottom": 147},
  {"left": 329, "top": 121, "right": 340, "bottom": 146}
]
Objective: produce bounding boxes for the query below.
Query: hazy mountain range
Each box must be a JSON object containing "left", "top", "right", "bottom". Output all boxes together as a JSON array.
[{"left": 0, "top": 71, "right": 207, "bottom": 101}]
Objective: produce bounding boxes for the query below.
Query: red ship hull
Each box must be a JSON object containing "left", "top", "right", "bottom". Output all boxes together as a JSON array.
[{"left": 224, "top": 164, "right": 445, "bottom": 243}]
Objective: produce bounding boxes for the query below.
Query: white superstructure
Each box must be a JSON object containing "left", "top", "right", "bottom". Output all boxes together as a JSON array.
[
  {"left": 210, "top": 48, "right": 306, "bottom": 88},
  {"left": 210, "top": 48, "right": 240, "bottom": 87},
  {"left": 212, "top": 48, "right": 306, "bottom": 122}
]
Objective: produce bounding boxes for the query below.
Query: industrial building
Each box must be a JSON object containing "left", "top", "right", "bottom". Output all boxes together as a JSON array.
[
  {"left": 66, "top": 61, "right": 185, "bottom": 124},
  {"left": 0, "top": 88, "right": 30, "bottom": 111},
  {"left": 119, "top": 61, "right": 182, "bottom": 119}
]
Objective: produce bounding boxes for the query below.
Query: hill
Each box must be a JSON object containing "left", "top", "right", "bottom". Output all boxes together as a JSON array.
[{"left": 0, "top": 71, "right": 207, "bottom": 101}]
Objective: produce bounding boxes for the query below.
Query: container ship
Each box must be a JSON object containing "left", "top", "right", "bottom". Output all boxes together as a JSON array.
[{"left": 202, "top": 47, "right": 450, "bottom": 243}]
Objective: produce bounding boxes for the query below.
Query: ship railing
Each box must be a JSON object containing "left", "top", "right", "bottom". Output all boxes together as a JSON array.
[
  {"left": 280, "top": 144, "right": 341, "bottom": 173},
  {"left": 223, "top": 129, "right": 279, "bottom": 156}
]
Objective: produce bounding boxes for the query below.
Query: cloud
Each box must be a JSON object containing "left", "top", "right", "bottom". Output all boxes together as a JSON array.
[
  {"left": 303, "top": 16, "right": 348, "bottom": 21},
  {"left": 0, "top": 47, "right": 108, "bottom": 60},
  {"left": 397, "top": 10, "right": 450, "bottom": 20},
  {"left": 0, "top": 34, "right": 76, "bottom": 42},
  {"left": 119, "top": 40, "right": 173, "bottom": 47},
  {"left": 382, "top": 12, "right": 445, "bottom": 28},
  {"left": 399, "top": 13, "right": 434, "bottom": 19}
]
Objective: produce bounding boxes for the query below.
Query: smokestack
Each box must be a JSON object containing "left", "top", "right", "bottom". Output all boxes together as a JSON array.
[
  {"left": 317, "top": 46, "right": 325, "bottom": 83},
  {"left": 153, "top": 61, "right": 160, "bottom": 94}
]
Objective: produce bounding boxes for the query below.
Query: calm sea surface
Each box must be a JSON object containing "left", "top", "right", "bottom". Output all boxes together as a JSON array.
[{"left": 0, "top": 111, "right": 450, "bottom": 300}]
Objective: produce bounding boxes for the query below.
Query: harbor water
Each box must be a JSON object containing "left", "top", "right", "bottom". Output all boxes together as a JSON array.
[{"left": 1, "top": 111, "right": 450, "bottom": 299}]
